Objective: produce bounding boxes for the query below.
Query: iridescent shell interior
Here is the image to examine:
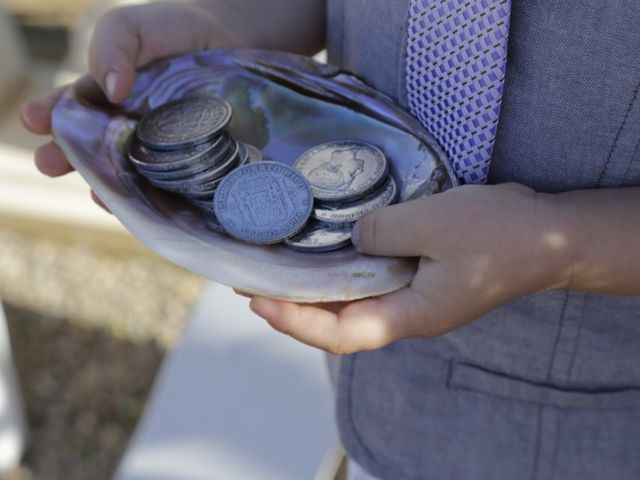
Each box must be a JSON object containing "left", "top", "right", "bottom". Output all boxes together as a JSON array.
[{"left": 52, "top": 49, "right": 456, "bottom": 302}]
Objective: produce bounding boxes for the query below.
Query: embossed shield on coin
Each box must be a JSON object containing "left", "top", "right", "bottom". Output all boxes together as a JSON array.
[{"left": 215, "top": 162, "right": 313, "bottom": 245}]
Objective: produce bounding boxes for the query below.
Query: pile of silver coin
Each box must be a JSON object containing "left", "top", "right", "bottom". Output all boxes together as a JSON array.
[
  {"left": 128, "top": 97, "right": 263, "bottom": 233},
  {"left": 286, "top": 140, "right": 397, "bottom": 252},
  {"left": 129, "top": 97, "right": 398, "bottom": 252}
]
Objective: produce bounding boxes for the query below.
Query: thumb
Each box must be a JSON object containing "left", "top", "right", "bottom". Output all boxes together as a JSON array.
[{"left": 351, "top": 200, "right": 431, "bottom": 257}]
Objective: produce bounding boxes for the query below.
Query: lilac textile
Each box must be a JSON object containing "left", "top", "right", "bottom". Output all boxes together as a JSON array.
[{"left": 406, "top": 0, "right": 512, "bottom": 184}]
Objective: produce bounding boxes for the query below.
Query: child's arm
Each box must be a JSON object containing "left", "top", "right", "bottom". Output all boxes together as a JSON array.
[{"left": 250, "top": 183, "right": 640, "bottom": 354}]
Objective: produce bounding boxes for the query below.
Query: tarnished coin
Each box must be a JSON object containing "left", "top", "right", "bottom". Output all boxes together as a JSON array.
[
  {"left": 136, "top": 97, "right": 232, "bottom": 151},
  {"left": 284, "top": 219, "right": 353, "bottom": 253},
  {"left": 202, "top": 210, "right": 225, "bottom": 234},
  {"left": 182, "top": 187, "right": 220, "bottom": 201},
  {"left": 129, "top": 134, "right": 231, "bottom": 176},
  {"left": 146, "top": 140, "right": 241, "bottom": 192},
  {"left": 214, "top": 162, "right": 313, "bottom": 245},
  {"left": 293, "top": 140, "right": 389, "bottom": 202},
  {"left": 189, "top": 197, "right": 215, "bottom": 211},
  {"left": 244, "top": 143, "right": 263, "bottom": 164},
  {"left": 314, "top": 176, "right": 398, "bottom": 224}
]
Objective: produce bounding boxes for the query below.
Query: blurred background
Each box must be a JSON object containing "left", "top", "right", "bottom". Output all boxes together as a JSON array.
[
  {"left": 0, "top": 2, "right": 342, "bottom": 479},
  {"left": 0, "top": 1, "right": 208, "bottom": 478}
]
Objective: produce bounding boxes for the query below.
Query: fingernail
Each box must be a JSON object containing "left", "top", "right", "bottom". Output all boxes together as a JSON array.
[
  {"left": 105, "top": 70, "right": 119, "bottom": 101},
  {"left": 21, "top": 104, "right": 36, "bottom": 129},
  {"left": 351, "top": 220, "right": 362, "bottom": 250}
]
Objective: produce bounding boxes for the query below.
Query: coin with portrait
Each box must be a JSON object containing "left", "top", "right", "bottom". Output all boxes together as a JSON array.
[{"left": 293, "top": 140, "right": 389, "bottom": 202}]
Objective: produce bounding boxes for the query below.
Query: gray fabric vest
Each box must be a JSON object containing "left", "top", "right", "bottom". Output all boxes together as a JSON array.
[{"left": 327, "top": 1, "right": 640, "bottom": 479}]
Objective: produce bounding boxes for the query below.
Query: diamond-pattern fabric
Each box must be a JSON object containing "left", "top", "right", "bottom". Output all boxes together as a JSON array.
[{"left": 406, "top": 0, "right": 512, "bottom": 184}]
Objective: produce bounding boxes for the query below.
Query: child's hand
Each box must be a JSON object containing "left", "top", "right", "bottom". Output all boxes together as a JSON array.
[
  {"left": 250, "top": 183, "right": 574, "bottom": 354},
  {"left": 21, "top": 2, "right": 245, "bottom": 186}
]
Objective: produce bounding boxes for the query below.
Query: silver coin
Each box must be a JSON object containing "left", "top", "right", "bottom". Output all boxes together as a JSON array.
[
  {"left": 293, "top": 140, "right": 389, "bottom": 202},
  {"left": 244, "top": 143, "right": 263, "bottom": 164},
  {"left": 137, "top": 97, "right": 232, "bottom": 151},
  {"left": 284, "top": 219, "right": 353, "bottom": 253},
  {"left": 129, "top": 134, "right": 231, "bottom": 175},
  {"left": 189, "top": 197, "right": 215, "bottom": 211},
  {"left": 137, "top": 139, "right": 232, "bottom": 181},
  {"left": 314, "top": 176, "right": 398, "bottom": 224},
  {"left": 214, "top": 162, "right": 314, "bottom": 245},
  {"left": 147, "top": 140, "right": 241, "bottom": 192},
  {"left": 202, "top": 210, "right": 225, "bottom": 234},
  {"left": 178, "top": 143, "right": 252, "bottom": 199},
  {"left": 183, "top": 187, "right": 219, "bottom": 201}
]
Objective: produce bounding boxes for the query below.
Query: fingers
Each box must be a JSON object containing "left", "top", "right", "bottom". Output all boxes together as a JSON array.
[
  {"left": 21, "top": 86, "right": 67, "bottom": 135},
  {"left": 34, "top": 142, "right": 74, "bottom": 177},
  {"left": 88, "top": 3, "right": 240, "bottom": 104},
  {"left": 250, "top": 287, "right": 429, "bottom": 355},
  {"left": 352, "top": 199, "right": 434, "bottom": 257},
  {"left": 89, "top": 7, "right": 140, "bottom": 103}
]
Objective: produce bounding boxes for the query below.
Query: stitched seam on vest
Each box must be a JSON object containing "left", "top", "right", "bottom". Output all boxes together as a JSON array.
[
  {"left": 547, "top": 291, "right": 570, "bottom": 382},
  {"left": 549, "top": 411, "right": 560, "bottom": 480},
  {"left": 566, "top": 294, "right": 588, "bottom": 382},
  {"left": 597, "top": 78, "right": 640, "bottom": 187},
  {"left": 529, "top": 405, "right": 544, "bottom": 480},
  {"left": 621, "top": 132, "right": 640, "bottom": 184},
  {"left": 532, "top": 407, "right": 560, "bottom": 480}
]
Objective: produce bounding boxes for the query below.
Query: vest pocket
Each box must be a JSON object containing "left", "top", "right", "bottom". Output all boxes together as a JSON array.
[{"left": 449, "top": 362, "right": 640, "bottom": 410}]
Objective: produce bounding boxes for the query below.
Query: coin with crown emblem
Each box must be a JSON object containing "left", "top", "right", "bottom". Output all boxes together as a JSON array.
[{"left": 214, "top": 162, "right": 313, "bottom": 245}]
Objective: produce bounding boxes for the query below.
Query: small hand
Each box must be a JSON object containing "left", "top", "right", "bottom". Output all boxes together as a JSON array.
[
  {"left": 20, "top": 2, "right": 245, "bottom": 207},
  {"left": 250, "top": 183, "right": 574, "bottom": 354}
]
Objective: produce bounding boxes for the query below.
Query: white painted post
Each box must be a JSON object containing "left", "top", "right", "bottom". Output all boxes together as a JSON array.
[
  {"left": 0, "top": 6, "right": 27, "bottom": 105},
  {"left": 0, "top": 304, "right": 27, "bottom": 472}
]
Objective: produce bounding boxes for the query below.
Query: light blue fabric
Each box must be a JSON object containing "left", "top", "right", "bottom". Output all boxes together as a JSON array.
[{"left": 327, "top": 1, "right": 640, "bottom": 479}]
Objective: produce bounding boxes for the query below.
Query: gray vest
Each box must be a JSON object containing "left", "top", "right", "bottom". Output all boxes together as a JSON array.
[{"left": 327, "top": 1, "right": 640, "bottom": 479}]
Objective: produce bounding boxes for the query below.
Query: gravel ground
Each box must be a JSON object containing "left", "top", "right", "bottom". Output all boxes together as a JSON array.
[
  {"left": 5, "top": 303, "right": 164, "bottom": 480},
  {"left": 0, "top": 226, "right": 204, "bottom": 479},
  {"left": 0, "top": 228, "right": 204, "bottom": 349}
]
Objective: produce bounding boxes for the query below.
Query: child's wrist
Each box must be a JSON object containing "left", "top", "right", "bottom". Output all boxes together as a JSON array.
[{"left": 529, "top": 192, "right": 578, "bottom": 292}]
